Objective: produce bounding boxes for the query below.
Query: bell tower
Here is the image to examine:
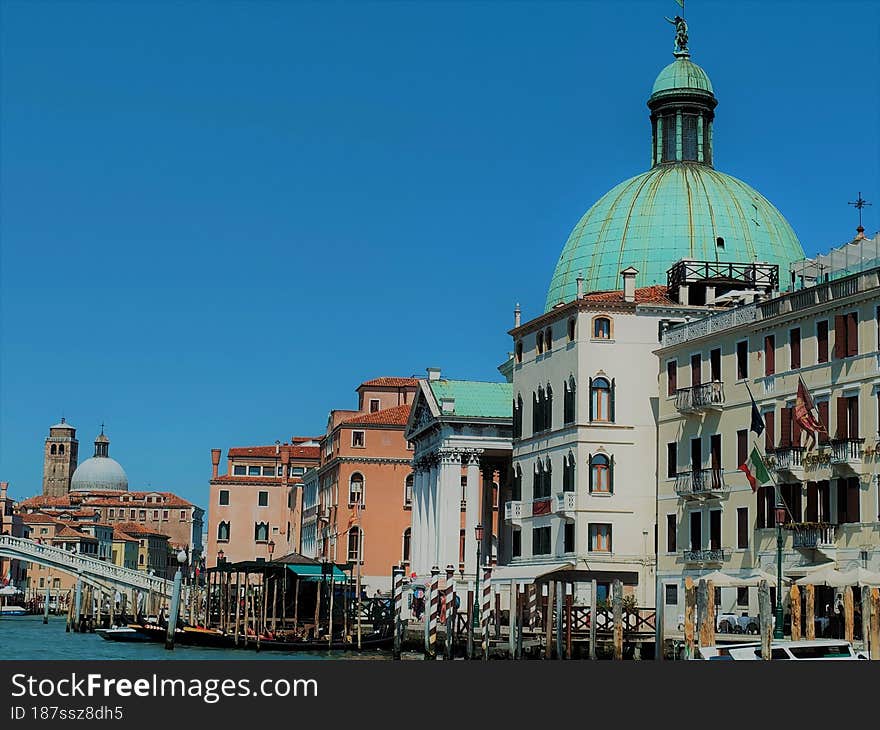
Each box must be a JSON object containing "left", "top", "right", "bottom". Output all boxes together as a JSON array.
[{"left": 42, "top": 418, "right": 79, "bottom": 497}]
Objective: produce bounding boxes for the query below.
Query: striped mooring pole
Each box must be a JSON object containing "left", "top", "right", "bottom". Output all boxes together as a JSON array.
[
  {"left": 444, "top": 565, "right": 456, "bottom": 660},
  {"left": 481, "top": 566, "right": 492, "bottom": 660},
  {"left": 528, "top": 583, "right": 538, "bottom": 630},
  {"left": 392, "top": 566, "right": 404, "bottom": 660},
  {"left": 426, "top": 566, "right": 440, "bottom": 658}
]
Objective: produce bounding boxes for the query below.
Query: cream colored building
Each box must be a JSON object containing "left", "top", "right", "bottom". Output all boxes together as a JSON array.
[{"left": 656, "top": 254, "right": 880, "bottom": 632}]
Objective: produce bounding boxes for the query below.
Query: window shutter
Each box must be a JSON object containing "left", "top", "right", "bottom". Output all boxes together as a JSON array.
[
  {"left": 609, "top": 456, "right": 615, "bottom": 494},
  {"left": 610, "top": 378, "right": 616, "bottom": 422},
  {"left": 588, "top": 454, "right": 593, "bottom": 492},
  {"left": 846, "top": 312, "right": 858, "bottom": 357},
  {"left": 835, "top": 398, "right": 848, "bottom": 439},
  {"left": 764, "top": 410, "right": 775, "bottom": 451},
  {"left": 817, "top": 321, "right": 829, "bottom": 363},
  {"left": 756, "top": 487, "right": 766, "bottom": 528},
  {"left": 834, "top": 315, "right": 846, "bottom": 359},
  {"left": 849, "top": 397, "right": 859, "bottom": 439},
  {"left": 588, "top": 378, "right": 594, "bottom": 421},
  {"left": 806, "top": 482, "right": 818, "bottom": 523},
  {"left": 790, "top": 328, "right": 801, "bottom": 370},
  {"left": 779, "top": 408, "right": 792, "bottom": 448},
  {"left": 818, "top": 401, "right": 830, "bottom": 444},
  {"left": 792, "top": 407, "right": 802, "bottom": 447},
  {"left": 836, "top": 480, "right": 847, "bottom": 524},
  {"left": 846, "top": 479, "right": 860, "bottom": 523},
  {"left": 764, "top": 335, "right": 775, "bottom": 376}
]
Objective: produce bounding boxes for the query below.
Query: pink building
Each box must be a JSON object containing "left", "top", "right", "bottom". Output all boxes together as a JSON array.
[{"left": 0, "top": 481, "right": 27, "bottom": 587}]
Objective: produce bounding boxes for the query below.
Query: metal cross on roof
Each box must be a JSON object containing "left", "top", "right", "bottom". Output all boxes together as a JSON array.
[
  {"left": 848, "top": 192, "right": 872, "bottom": 228},
  {"left": 99, "top": 422, "right": 106, "bottom": 435}
]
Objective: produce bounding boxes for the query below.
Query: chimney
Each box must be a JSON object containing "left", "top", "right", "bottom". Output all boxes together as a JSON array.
[
  {"left": 0, "top": 481, "right": 7, "bottom": 501},
  {"left": 427, "top": 367, "right": 441, "bottom": 381},
  {"left": 621, "top": 267, "right": 638, "bottom": 303},
  {"left": 210, "top": 449, "right": 221, "bottom": 479},
  {"left": 576, "top": 272, "right": 584, "bottom": 299},
  {"left": 514, "top": 303, "right": 521, "bottom": 328},
  {"left": 440, "top": 397, "right": 456, "bottom": 414},
  {"left": 275, "top": 440, "right": 281, "bottom": 456},
  {"left": 280, "top": 445, "right": 291, "bottom": 487}
]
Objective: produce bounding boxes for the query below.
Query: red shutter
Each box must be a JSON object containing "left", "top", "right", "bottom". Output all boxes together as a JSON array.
[
  {"left": 836, "top": 398, "right": 849, "bottom": 439},
  {"left": 849, "top": 396, "right": 859, "bottom": 439},
  {"left": 764, "top": 335, "right": 775, "bottom": 375},
  {"left": 818, "top": 401, "right": 830, "bottom": 444},
  {"left": 756, "top": 487, "right": 767, "bottom": 528},
  {"left": 779, "top": 408, "right": 792, "bottom": 448},
  {"left": 764, "top": 410, "right": 775, "bottom": 451},
  {"left": 846, "top": 312, "right": 858, "bottom": 357},
  {"left": 806, "top": 482, "right": 818, "bottom": 523},
  {"left": 834, "top": 315, "right": 846, "bottom": 359},
  {"left": 668, "top": 361, "right": 677, "bottom": 396},
  {"left": 846, "top": 478, "right": 860, "bottom": 523},
  {"left": 792, "top": 407, "right": 802, "bottom": 447},
  {"left": 737, "top": 430, "right": 747, "bottom": 466},
  {"left": 790, "top": 328, "right": 801, "bottom": 370},
  {"left": 691, "top": 354, "right": 702, "bottom": 387},
  {"left": 817, "top": 321, "right": 829, "bottom": 363}
]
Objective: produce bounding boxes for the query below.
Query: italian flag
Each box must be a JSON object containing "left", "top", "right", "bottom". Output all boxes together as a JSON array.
[{"left": 738, "top": 447, "right": 770, "bottom": 492}]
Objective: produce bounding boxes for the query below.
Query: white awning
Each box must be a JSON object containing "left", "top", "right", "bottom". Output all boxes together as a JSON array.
[{"left": 489, "top": 561, "right": 574, "bottom": 584}]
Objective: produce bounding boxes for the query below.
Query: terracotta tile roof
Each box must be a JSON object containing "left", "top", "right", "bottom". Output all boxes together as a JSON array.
[
  {"left": 112, "top": 528, "right": 139, "bottom": 542},
  {"left": 18, "top": 495, "right": 73, "bottom": 508},
  {"left": 114, "top": 521, "right": 169, "bottom": 538},
  {"left": 359, "top": 377, "right": 420, "bottom": 388},
  {"left": 227, "top": 445, "right": 320, "bottom": 459},
  {"left": 343, "top": 403, "right": 411, "bottom": 426},
  {"left": 54, "top": 526, "right": 93, "bottom": 540},
  {"left": 85, "top": 493, "right": 194, "bottom": 508},
  {"left": 580, "top": 285, "right": 674, "bottom": 305},
  {"left": 20, "top": 491, "right": 195, "bottom": 510},
  {"left": 20, "top": 513, "right": 61, "bottom": 525}
]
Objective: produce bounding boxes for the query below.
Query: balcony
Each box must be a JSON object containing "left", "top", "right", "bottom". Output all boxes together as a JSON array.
[
  {"left": 683, "top": 549, "right": 726, "bottom": 564},
  {"left": 675, "top": 469, "right": 727, "bottom": 500},
  {"left": 504, "top": 500, "right": 529, "bottom": 524},
  {"left": 553, "top": 491, "right": 577, "bottom": 520},
  {"left": 768, "top": 446, "right": 805, "bottom": 476},
  {"left": 830, "top": 438, "right": 864, "bottom": 467},
  {"left": 674, "top": 382, "right": 725, "bottom": 414},
  {"left": 790, "top": 523, "right": 837, "bottom": 550}
]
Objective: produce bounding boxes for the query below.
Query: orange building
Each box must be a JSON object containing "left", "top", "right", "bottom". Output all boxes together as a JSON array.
[
  {"left": 206, "top": 438, "right": 320, "bottom": 568},
  {"left": 301, "top": 377, "right": 418, "bottom": 593}
]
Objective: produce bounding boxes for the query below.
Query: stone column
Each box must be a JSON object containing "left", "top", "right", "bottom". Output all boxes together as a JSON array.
[
  {"left": 411, "top": 462, "right": 424, "bottom": 575},
  {"left": 464, "top": 452, "right": 482, "bottom": 577},
  {"left": 481, "top": 463, "right": 496, "bottom": 562},
  {"left": 439, "top": 451, "right": 462, "bottom": 571},
  {"left": 426, "top": 457, "right": 439, "bottom": 571},
  {"left": 675, "top": 108, "right": 683, "bottom": 161},
  {"left": 697, "top": 111, "right": 704, "bottom": 163}
]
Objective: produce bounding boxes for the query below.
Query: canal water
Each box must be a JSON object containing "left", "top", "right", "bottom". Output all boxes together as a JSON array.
[{"left": 1, "top": 615, "right": 393, "bottom": 661}]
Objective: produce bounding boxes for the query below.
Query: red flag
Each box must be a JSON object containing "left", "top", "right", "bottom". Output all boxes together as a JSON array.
[
  {"left": 738, "top": 462, "right": 757, "bottom": 492},
  {"left": 794, "top": 377, "right": 824, "bottom": 448}
]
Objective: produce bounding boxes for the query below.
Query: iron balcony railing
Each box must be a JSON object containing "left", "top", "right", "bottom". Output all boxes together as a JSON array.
[
  {"left": 769, "top": 446, "right": 805, "bottom": 472},
  {"left": 675, "top": 468, "right": 727, "bottom": 499},
  {"left": 683, "top": 548, "right": 725, "bottom": 563},
  {"left": 830, "top": 438, "right": 864, "bottom": 464},
  {"left": 791, "top": 523, "right": 837, "bottom": 549},
  {"left": 674, "top": 382, "right": 725, "bottom": 414}
]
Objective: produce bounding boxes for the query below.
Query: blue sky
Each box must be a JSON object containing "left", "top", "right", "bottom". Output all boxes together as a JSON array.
[{"left": 1, "top": 1, "right": 878, "bottom": 506}]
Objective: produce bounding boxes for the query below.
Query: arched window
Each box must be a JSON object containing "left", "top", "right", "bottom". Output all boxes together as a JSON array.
[
  {"left": 513, "top": 395, "right": 523, "bottom": 438},
  {"left": 589, "top": 454, "right": 613, "bottom": 494},
  {"left": 533, "top": 460, "right": 545, "bottom": 499},
  {"left": 59, "top": 444, "right": 64, "bottom": 454},
  {"left": 254, "top": 522, "right": 269, "bottom": 542},
  {"left": 544, "top": 384, "right": 553, "bottom": 431},
  {"left": 562, "top": 452, "right": 576, "bottom": 492},
  {"left": 515, "top": 341, "right": 523, "bottom": 363},
  {"left": 402, "top": 528, "right": 411, "bottom": 563},
  {"left": 536, "top": 331, "right": 544, "bottom": 355},
  {"left": 217, "top": 521, "right": 230, "bottom": 541},
  {"left": 348, "top": 527, "right": 363, "bottom": 562},
  {"left": 544, "top": 327, "right": 552, "bottom": 351},
  {"left": 593, "top": 316, "right": 612, "bottom": 340},
  {"left": 50, "top": 444, "right": 57, "bottom": 455},
  {"left": 349, "top": 472, "right": 364, "bottom": 506},
  {"left": 404, "top": 474, "right": 413, "bottom": 507},
  {"left": 534, "top": 387, "right": 546, "bottom": 433},
  {"left": 568, "top": 318, "right": 576, "bottom": 342},
  {"left": 512, "top": 464, "right": 522, "bottom": 501},
  {"left": 589, "top": 377, "right": 615, "bottom": 422},
  {"left": 564, "top": 378, "right": 576, "bottom": 424}
]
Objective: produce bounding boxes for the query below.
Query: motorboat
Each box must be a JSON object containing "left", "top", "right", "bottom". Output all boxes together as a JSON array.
[
  {"left": 0, "top": 605, "right": 27, "bottom": 617},
  {"left": 694, "top": 638, "right": 867, "bottom": 660}
]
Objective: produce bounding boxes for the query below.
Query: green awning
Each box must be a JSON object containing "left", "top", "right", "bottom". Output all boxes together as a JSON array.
[{"left": 287, "top": 564, "right": 348, "bottom": 581}]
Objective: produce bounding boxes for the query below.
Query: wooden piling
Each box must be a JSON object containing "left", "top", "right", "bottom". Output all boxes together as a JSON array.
[
  {"left": 313, "top": 577, "right": 321, "bottom": 641},
  {"left": 758, "top": 579, "right": 772, "bottom": 661},
  {"left": 508, "top": 580, "right": 516, "bottom": 659},
  {"left": 684, "top": 576, "right": 695, "bottom": 659},
  {"left": 233, "top": 572, "right": 242, "bottom": 646},
  {"left": 844, "top": 585, "right": 854, "bottom": 643},
  {"left": 612, "top": 579, "right": 623, "bottom": 661},
  {"left": 790, "top": 585, "right": 801, "bottom": 641},
  {"left": 544, "top": 581, "right": 554, "bottom": 659},
  {"left": 697, "top": 579, "right": 709, "bottom": 649},
  {"left": 554, "top": 582, "right": 564, "bottom": 660},
  {"left": 589, "top": 579, "right": 597, "bottom": 660},
  {"left": 706, "top": 580, "right": 715, "bottom": 647},
  {"left": 870, "top": 588, "right": 880, "bottom": 660},
  {"left": 96, "top": 590, "right": 102, "bottom": 629},
  {"left": 293, "top": 579, "right": 300, "bottom": 631},
  {"left": 271, "top": 577, "right": 278, "bottom": 632},
  {"left": 565, "top": 585, "right": 572, "bottom": 660},
  {"left": 805, "top": 584, "right": 815, "bottom": 640}
]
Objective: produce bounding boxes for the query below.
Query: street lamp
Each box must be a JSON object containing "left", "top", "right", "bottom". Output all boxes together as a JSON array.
[
  {"left": 217, "top": 549, "right": 225, "bottom": 565},
  {"left": 774, "top": 504, "right": 786, "bottom": 639},
  {"left": 268, "top": 540, "right": 275, "bottom": 561},
  {"left": 471, "top": 523, "right": 484, "bottom": 659}
]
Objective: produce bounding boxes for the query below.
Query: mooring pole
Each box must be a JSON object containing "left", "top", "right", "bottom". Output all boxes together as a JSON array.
[{"left": 165, "top": 552, "right": 185, "bottom": 651}]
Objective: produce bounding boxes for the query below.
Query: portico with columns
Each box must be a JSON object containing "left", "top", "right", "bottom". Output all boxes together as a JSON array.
[{"left": 404, "top": 370, "right": 513, "bottom": 582}]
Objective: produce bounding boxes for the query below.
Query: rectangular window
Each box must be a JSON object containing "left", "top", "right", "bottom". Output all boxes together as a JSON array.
[
  {"left": 710, "top": 348, "right": 721, "bottom": 382},
  {"left": 737, "top": 507, "right": 749, "bottom": 549},
  {"left": 710, "top": 434, "right": 721, "bottom": 474},
  {"left": 589, "top": 523, "right": 612, "bottom": 552},
  {"left": 737, "top": 587, "right": 749, "bottom": 606},
  {"left": 563, "top": 523, "right": 575, "bottom": 553},
  {"left": 369, "top": 399, "right": 380, "bottom": 413},
  {"left": 138, "top": 510, "right": 146, "bottom": 521},
  {"left": 665, "top": 584, "right": 678, "bottom": 606},
  {"left": 667, "top": 360, "right": 677, "bottom": 396},
  {"left": 512, "top": 530, "right": 521, "bottom": 558},
  {"left": 764, "top": 410, "right": 775, "bottom": 451},
  {"left": 163, "top": 510, "right": 169, "bottom": 520},
  {"left": 690, "top": 437, "right": 701, "bottom": 471},
  {"left": 834, "top": 312, "right": 859, "bottom": 358},
  {"left": 818, "top": 400, "right": 830, "bottom": 444},
  {"left": 662, "top": 113, "right": 677, "bottom": 162},
  {"left": 262, "top": 466, "right": 275, "bottom": 476},
  {"left": 248, "top": 466, "right": 261, "bottom": 476},
  {"left": 130, "top": 509, "right": 135, "bottom": 519},
  {"left": 666, "top": 514, "right": 676, "bottom": 553},
  {"left": 764, "top": 334, "right": 775, "bottom": 376},
  {"left": 352, "top": 431, "right": 365, "bottom": 448},
  {"left": 790, "top": 327, "right": 801, "bottom": 370},
  {"left": 258, "top": 491, "right": 268, "bottom": 507},
  {"left": 836, "top": 477, "right": 861, "bottom": 524},
  {"left": 219, "top": 490, "right": 230, "bottom": 506},
  {"left": 233, "top": 465, "right": 246, "bottom": 476},
  {"left": 737, "top": 429, "right": 748, "bottom": 468},
  {"left": 667, "top": 442, "right": 677, "bottom": 479},
  {"left": 292, "top": 467, "right": 305, "bottom": 476},
  {"left": 682, "top": 114, "right": 697, "bottom": 160},
  {"left": 817, "top": 320, "right": 829, "bottom": 363},
  {"left": 709, "top": 510, "right": 721, "bottom": 550},
  {"left": 736, "top": 341, "right": 748, "bottom": 380},
  {"left": 690, "top": 511, "right": 702, "bottom": 551},
  {"left": 108, "top": 509, "right": 115, "bottom": 518},
  {"left": 835, "top": 395, "right": 859, "bottom": 439},
  {"left": 532, "top": 526, "right": 551, "bottom": 556},
  {"left": 691, "top": 353, "right": 702, "bottom": 387}
]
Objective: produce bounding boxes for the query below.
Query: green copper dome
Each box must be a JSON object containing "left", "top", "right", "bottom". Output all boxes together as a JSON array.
[
  {"left": 652, "top": 58, "right": 714, "bottom": 96},
  {"left": 544, "top": 40, "right": 804, "bottom": 311}
]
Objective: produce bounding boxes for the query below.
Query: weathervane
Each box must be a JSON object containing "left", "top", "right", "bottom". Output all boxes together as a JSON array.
[
  {"left": 848, "top": 192, "right": 871, "bottom": 231},
  {"left": 666, "top": 0, "right": 689, "bottom": 56}
]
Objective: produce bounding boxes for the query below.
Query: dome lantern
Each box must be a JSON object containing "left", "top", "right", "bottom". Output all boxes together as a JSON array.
[{"left": 70, "top": 426, "right": 128, "bottom": 492}]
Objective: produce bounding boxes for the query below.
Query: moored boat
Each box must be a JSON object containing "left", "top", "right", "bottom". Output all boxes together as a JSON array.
[{"left": 694, "top": 638, "right": 867, "bottom": 660}]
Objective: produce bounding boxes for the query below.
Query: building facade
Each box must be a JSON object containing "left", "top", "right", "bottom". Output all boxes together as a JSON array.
[
  {"left": 655, "top": 255, "right": 880, "bottom": 631},
  {"left": 206, "top": 439, "right": 320, "bottom": 567},
  {"left": 1, "top": 481, "right": 27, "bottom": 588}
]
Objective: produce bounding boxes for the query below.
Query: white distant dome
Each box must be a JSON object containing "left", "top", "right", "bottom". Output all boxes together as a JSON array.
[{"left": 70, "top": 456, "right": 129, "bottom": 492}]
